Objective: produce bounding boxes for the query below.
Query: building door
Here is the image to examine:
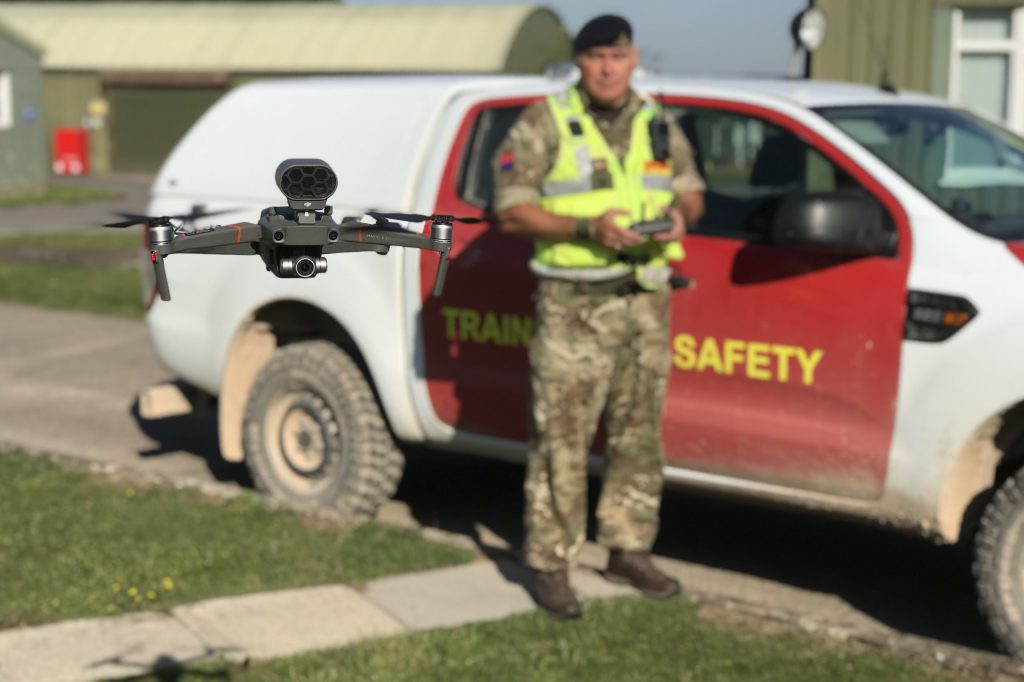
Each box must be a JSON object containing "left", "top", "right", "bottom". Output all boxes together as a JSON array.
[{"left": 106, "top": 83, "right": 225, "bottom": 173}]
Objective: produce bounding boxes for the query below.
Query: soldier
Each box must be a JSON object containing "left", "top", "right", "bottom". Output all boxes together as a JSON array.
[{"left": 494, "top": 14, "right": 706, "bottom": 619}]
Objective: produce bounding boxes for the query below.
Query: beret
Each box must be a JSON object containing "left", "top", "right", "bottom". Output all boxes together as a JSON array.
[{"left": 573, "top": 15, "right": 633, "bottom": 54}]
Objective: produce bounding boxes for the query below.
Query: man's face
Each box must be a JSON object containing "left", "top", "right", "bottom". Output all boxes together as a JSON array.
[{"left": 576, "top": 45, "right": 638, "bottom": 107}]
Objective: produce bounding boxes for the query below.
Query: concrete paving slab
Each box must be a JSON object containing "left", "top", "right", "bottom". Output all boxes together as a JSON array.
[
  {"left": 173, "top": 585, "right": 405, "bottom": 662},
  {"left": 365, "top": 560, "right": 536, "bottom": 630},
  {"left": 364, "top": 560, "right": 635, "bottom": 631},
  {"left": 0, "top": 612, "right": 210, "bottom": 682}
]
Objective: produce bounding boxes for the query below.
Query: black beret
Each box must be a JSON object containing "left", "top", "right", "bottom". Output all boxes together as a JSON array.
[{"left": 573, "top": 14, "right": 633, "bottom": 54}]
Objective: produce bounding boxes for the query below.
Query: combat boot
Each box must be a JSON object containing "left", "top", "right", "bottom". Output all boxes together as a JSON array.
[
  {"left": 533, "top": 569, "right": 582, "bottom": 619},
  {"left": 605, "top": 549, "right": 680, "bottom": 598}
]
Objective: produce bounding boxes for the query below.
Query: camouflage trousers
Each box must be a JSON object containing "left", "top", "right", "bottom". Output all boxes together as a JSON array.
[{"left": 524, "top": 277, "right": 672, "bottom": 572}]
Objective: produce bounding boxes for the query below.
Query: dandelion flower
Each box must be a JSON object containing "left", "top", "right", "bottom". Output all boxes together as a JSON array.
[
  {"left": 146, "top": 591, "right": 157, "bottom": 601},
  {"left": 127, "top": 586, "right": 139, "bottom": 597},
  {"left": 161, "top": 577, "right": 174, "bottom": 591}
]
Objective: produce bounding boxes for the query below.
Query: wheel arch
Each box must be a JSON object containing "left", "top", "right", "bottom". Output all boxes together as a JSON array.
[
  {"left": 939, "top": 401, "right": 1024, "bottom": 544},
  {"left": 218, "top": 299, "right": 369, "bottom": 462}
]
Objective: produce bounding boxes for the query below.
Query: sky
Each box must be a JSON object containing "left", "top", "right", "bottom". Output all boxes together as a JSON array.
[{"left": 345, "top": 0, "right": 812, "bottom": 78}]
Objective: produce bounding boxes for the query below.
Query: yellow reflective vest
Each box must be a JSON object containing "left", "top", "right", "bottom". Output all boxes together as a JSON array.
[{"left": 535, "top": 86, "right": 683, "bottom": 271}]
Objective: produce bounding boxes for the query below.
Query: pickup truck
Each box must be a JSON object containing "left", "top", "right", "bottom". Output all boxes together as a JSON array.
[{"left": 142, "top": 72, "right": 1024, "bottom": 655}]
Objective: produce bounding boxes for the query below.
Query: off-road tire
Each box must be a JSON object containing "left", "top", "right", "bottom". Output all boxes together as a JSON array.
[
  {"left": 974, "top": 468, "right": 1024, "bottom": 657},
  {"left": 242, "top": 340, "right": 404, "bottom": 519}
]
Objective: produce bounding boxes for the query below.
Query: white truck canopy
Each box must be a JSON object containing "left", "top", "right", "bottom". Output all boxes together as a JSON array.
[{"left": 153, "top": 74, "right": 555, "bottom": 215}]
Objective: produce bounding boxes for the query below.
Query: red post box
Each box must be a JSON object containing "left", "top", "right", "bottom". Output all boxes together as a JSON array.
[{"left": 52, "top": 127, "right": 89, "bottom": 176}]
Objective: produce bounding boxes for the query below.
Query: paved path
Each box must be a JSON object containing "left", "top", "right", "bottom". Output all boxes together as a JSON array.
[
  {"left": 0, "top": 560, "right": 639, "bottom": 682},
  {"left": 0, "top": 301, "right": 1022, "bottom": 681},
  {"left": 0, "top": 175, "right": 153, "bottom": 236}
]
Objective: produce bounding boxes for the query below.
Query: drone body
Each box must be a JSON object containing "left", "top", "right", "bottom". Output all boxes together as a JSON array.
[{"left": 106, "top": 159, "right": 479, "bottom": 301}]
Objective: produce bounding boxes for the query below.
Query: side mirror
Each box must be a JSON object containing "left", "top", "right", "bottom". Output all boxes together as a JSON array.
[{"left": 771, "top": 191, "right": 897, "bottom": 257}]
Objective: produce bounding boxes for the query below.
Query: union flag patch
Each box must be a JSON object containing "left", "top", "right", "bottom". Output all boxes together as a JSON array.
[{"left": 499, "top": 152, "right": 515, "bottom": 172}]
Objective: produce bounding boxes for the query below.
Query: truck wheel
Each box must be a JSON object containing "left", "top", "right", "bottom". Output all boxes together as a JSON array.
[
  {"left": 242, "top": 340, "right": 404, "bottom": 519},
  {"left": 975, "top": 468, "right": 1024, "bottom": 656}
]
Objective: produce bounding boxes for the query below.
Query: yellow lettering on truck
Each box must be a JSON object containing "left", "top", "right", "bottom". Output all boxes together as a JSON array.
[
  {"left": 671, "top": 333, "right": 825, "bottom": 386},
  {"left": 441, "top": 306, "right": 533, "bottom": 348}
]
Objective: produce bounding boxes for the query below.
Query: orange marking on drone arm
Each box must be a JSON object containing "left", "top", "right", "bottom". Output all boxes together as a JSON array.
[{"left": 229, "top": 224, "right": 242, "bottom": 243}]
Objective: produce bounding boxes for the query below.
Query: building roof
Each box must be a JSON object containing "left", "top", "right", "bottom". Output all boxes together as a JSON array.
[
  {"left": 0, "top": 15, "right": 41, "bottom": 57},
  {"left": 0, "top": 2, "right": 570, "bottom": 74}
]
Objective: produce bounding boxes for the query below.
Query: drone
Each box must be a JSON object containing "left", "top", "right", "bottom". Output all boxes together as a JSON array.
[{"left": 104, "top": 158, "right": 482, "bottom": 301}]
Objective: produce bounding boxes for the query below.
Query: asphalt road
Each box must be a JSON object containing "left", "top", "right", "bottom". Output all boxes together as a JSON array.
[{"left": 0, "top": 174, "right": 153, "bottom": 236}]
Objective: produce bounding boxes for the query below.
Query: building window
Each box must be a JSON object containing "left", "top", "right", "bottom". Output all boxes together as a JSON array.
[
  {"left": 949, "top": 7, "right": 1024, "bottom": 133},
  {"left": 0, "top": 72, "right": 12, "bottom": 130}
]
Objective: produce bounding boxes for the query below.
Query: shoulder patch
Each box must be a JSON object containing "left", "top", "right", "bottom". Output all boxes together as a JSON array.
[{"left": 499, "top": 151, "right": 515, "bottom": 172}]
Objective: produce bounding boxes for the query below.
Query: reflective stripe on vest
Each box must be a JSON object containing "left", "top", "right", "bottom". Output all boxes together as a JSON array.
[{"left": 534, "top": 87, "right": 682, "bottom": 270}]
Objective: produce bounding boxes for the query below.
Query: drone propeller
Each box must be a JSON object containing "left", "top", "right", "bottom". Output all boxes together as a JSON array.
[
  {"left": 366, "top": 211, "right": 485, "bottom": 224},
  {"left": 104, "top": 216, "right": 174, "bottom": 228},
  {"left": 104, "top": 207, "right": 237, "bottom": 229}
]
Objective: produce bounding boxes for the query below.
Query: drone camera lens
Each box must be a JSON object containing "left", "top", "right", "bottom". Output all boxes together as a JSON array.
[{"left": 295, "top": 256, "right": 316, "bottom": 278}]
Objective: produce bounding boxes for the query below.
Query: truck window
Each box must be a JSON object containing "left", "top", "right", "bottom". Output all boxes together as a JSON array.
[
  {"left": 818, "top": 104, "right": 1024, "bottom": 239},
  {"left": 457, "top": 105, "right": 525, "bottom": 210},
  {"left": 670, "top": 106, "right": 872, "bottom": 241}
]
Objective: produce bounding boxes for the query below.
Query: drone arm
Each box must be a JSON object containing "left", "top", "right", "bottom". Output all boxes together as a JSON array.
[
  {"left": 166, "top": 223, "right": 262, "bottom": 254},
  {"left": 146, "top": 223, "right": 262, "bottom": 301},
  {"left": 321, "top": 241, "right": 390, "bottom": 255},
  {"left": 336, "top": 223, "right": 453, "bottom": 297},
  {"left": 335, "top": 224, "right": 433, "bottom": 251}
]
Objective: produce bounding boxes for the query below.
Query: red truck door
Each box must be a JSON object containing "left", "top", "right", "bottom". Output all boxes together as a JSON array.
[
  {"left": 660, "top": 98, "right": 911, "bottom": 499},
  {"left": 420, "top": 98, "right": 538, "bottom": 441}
]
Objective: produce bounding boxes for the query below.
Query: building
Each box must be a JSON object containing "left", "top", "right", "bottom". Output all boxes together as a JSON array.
[
  {"left": 0, "top": 2, "right": 572, "bottom": 174},
  {"left": 811, "top": 0, "right": 1024, "bottom": 135},
  {"left": 0, "top": 17, "right": 45, "bottom": 194}
]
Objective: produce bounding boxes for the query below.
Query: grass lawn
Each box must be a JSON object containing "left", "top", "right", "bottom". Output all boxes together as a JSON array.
[
  {"left": 130, "top": 597, "right": 965, "bottom": 682},
  {"left": 0, "top": 185, "right": 118, "bottom": 207},
  {"left": 0, "top": 263, "right": 145, "bottom": 317},
  {"left": 0, "top": 449, "right": 474, "bottom": 628},
  {"left": 0, "top": 228, "right": 141, "bottom": 250},
  {"left": 0, "top": 229, "right": 146, "bottom": 317}
]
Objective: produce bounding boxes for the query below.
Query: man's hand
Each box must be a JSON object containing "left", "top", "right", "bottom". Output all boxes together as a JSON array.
[
  {"left": 653, "top": 207, "right": 686, "bottom": 243},
  {"left": 592, "top": 209, "right": 644, "bottom": 251}
]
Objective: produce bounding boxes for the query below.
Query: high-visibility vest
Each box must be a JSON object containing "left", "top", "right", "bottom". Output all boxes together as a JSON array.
[{"left": 535, "top": 86, "right": 682, "bottom": 271}]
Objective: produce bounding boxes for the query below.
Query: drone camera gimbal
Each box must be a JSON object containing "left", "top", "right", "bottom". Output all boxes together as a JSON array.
[{"left": 108, "top": 158, "right": 479, "bottom": 301}]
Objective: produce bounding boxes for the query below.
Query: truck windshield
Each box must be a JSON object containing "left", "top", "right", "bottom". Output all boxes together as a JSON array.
[{"left": 816, "top": 104, "right": 1024, "bottom": 240}]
